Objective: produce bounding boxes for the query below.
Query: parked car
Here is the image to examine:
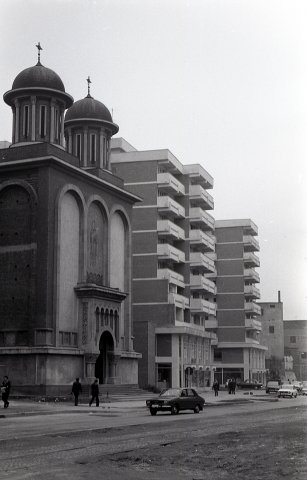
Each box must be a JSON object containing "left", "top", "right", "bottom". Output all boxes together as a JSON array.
[
  {"left": 146, "top": 388, "right": 205, "bottom": 416},
  {"left": 237, "top": 380, "right": 262, "bottom": 390},
  {"left": 292, "top": 381, "right": 303, "bottom": 393},
  {"left": 266, "top": 381, "right": 280, "bottom": 394},
  {"left": 301, "top": 381, "right": 307, "bottom": 396},
  {"left": 277, "top": 385, "right": 298, "bottom": 398}
]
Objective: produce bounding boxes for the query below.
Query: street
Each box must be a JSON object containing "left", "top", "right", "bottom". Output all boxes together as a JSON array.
[{"left": 0, "top": 396, "right": 306, "bottom": 479}]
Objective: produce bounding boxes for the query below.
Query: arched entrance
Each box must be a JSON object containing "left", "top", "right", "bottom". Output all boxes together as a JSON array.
[{"left": 95, "top": 331, "right": 114, "bottom": 384}]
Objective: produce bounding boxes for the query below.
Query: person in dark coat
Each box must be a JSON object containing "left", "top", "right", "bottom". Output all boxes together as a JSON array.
[
  {"left": 71, "top": 378, "right": 82, "bottom": 406},
  {"left": 1, "top": 376, "right": 11, "bottom": 408},
  {"left": 89, "top": 379, "right": 100, "bottom": 407},
  {"left": 212, "top": 379, "right": 220, "bottom": 397}
]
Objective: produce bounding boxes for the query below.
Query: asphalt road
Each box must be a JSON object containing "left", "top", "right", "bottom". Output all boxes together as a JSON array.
[{"left": 0, "top": 397, "right": 306, "bottom": 480}]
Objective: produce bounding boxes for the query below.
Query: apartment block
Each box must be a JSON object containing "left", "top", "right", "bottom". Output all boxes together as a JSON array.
[
  {"left": 111, "top": 138, "right": 217, "bottom": 389},
  {"left": 258, "top": 292, "right": 285, "bottom": 380},
  {"left": 214, "top": 219, "right": 267, "bottom": 384}
]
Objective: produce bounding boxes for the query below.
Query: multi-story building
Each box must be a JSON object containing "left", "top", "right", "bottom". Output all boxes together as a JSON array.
[
  {"left": 213, "top": 219, "right": 267, "bottom": 384},
  {"left": 258, "top": 292, "right": 285, "bottom": 380},
  {"left": 111, "top": 138, "right": 217, "bottom": 389},
  {"left": 284, "top": 320, "right": 307, "bottom": 381},
  {"left": 0, "top": 52, "right": 140, "bottom": 395}
]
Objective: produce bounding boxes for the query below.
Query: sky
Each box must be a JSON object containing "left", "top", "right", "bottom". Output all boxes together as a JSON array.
[{"left": 0, "top": 0, "right": 306, "bottom": 320}]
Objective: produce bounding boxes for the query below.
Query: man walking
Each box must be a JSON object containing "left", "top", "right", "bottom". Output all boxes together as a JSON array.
[
  {"left": 1, "top": 376, "right": 11, "bottom": 408},
  {"left": 212, "top": 379, "right": 220, "bottom": 397},
  {"left": 71, "top": 378, "right": 82, "bottom": 406},
  {"left": 89, "top": 379, "right": 100, "bottom": 407}
]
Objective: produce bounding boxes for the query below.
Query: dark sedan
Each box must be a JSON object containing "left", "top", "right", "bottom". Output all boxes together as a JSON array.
[{"left": 146, "top": 388, "right": 205, "bottom": 416}]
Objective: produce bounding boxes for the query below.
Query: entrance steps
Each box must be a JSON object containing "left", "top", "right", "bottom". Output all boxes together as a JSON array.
[{"left": 80, "top": 384, "right": 155, "bottom": 403}]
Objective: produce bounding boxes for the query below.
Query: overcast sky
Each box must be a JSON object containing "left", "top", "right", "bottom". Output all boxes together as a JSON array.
[{"left": 1, "top": 0, "right": 306, "bottom": 320}]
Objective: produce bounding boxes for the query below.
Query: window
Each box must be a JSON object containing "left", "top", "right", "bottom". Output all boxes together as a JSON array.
[
  {"left": 23, "top": 105, "right": 29, "bottom": 137},
  {"left": 76, "top": 134, "right": 81, "bottom": 159},
  {"left": 269, "top": 304, "right": 276, "bottom": 308},
  {"left": 269, "top": 326, "right": 274, "bottom": 334},
  {"left": 90, "top": 134, "right": 96, "bottom": 164},
  {"left": 40, "top": 105, "right": 46, "bottom": 137},
  {"left": 290, "top": 336, "right": 296, "bottom": 343}
]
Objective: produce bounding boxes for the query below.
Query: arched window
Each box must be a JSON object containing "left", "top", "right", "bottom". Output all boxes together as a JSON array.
[
  {"left": 100, "top": 308, "right": 104, "bottom": 327},
  {"left": 105, "top": 309, "right": 109, "bottom": 327},
  {"left": 95, "top": 307, "right": 100, "bottom": 334},
  {"left": 110, "top": 310, "right": 114, "bottom": 330}
]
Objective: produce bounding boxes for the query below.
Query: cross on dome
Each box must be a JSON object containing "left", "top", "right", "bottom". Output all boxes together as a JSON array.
[
  {"left": 86, "top": 76, "right": 92, "bottom": 98},
  {"left": 36, "top": 42, "right": 43, "bottom": 65}
]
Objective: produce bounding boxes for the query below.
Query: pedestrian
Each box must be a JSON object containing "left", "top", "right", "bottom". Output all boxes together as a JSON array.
[
  {"left": 71, "top": 377, "right": 82, "bottom": 406},
  {"left": 212, "top": 379, "right": 219, "bottom": 397},
  {"left": 228, "top": 378, "right": 233, "bottom": 395},
  {"left": 1, "top": 375, "right": 11, "bottom": 409},
  {"left": 89, "top": 379, "right": 100, "bottom": 407},
  {"left": 231, "top": 378, "right": 236, "bottom": 395}
]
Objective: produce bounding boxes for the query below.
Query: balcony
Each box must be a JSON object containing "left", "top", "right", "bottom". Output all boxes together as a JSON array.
[
  {"left": 190, "top": 298, "right": 217, "bottom": 316},
  {"left": 157, "top": 219, "right": 185, "bottom": 240},
  {"left": 183, "top": 164, "right": 214, "bottom": 189},
  {"left": 157, "top": 172, "right": 185, "bottom": 196},
  {"left": 189, "top": 229, "right": 215, "bottom": 252},
  {"left": 244, "top": 268, "right": 260, "bottom": 283},
  {"left": 168, "top": 293, "right": 190, "bottom": 309},
  {"left": 189, "top": 184, "right": 214, "bottom": 210},
  {"left": 157, "top": 243, "right": 185, "bottom": 263},
  {"left": 243, "top": 235, "right": 260, "bottom": 252},
  {"left": 190, "top": 252, "right": 216, "bottom": 273},
  {"left": 245, "top": 318, "right": 262, "bottom": 332},
  {"left": 157, "top": 268, "right": 185, "bottom": 288},
  {"left": 244, "top": 285, "right": 260, "bottom": 299},
  {"left": 205, "top": 318, "right": 218, "bottom": 330},
  {"left": 190, "top": 274, "right": 216, "bottom": 295},
  {"left": 244, "top": 252, "right": 260, "bottom": 268},
  {"left": 245, "top": 302, "right": 261, "bottom": 315},
  {"left": 157, "top": 195, "right": 185, "bottom": 218},
  {"left": 189, "top": 207, "right": 215, "bottom": 231}
]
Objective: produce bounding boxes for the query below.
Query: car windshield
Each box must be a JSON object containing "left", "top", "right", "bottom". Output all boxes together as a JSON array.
[
  {"left": 281, "top": 385, "right": 293, "bottom": 389},
  {"left": 160, "top": 389, "right": 181, "bottom": 397}
]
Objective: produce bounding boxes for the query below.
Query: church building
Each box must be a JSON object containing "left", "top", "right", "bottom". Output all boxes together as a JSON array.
[{"left": 0, "top": 46, "right": 141, "bottom": 395}]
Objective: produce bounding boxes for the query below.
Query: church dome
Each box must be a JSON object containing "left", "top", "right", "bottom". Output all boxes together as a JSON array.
[
  {"left": 12, "top": 64, "right": 65, "bottom": 92},
  {"left": 65, "top": 96, "right": 113, "bottom": 123},
  {"left": 65, "top": 95, "right": 118, "bottom": 134}
]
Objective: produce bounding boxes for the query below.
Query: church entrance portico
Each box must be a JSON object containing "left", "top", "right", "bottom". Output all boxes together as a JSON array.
[{"left": 95, "top": 330, "right": 114, "bottom": 384}]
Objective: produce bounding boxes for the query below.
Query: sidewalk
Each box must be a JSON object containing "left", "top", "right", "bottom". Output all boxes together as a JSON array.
[{"left": 0, "top": 389, "right": 277, "bottom": 419}]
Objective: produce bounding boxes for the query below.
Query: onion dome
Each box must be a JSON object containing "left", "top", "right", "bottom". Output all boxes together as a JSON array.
[
  {"left": 65, "top": 95, "right": 118, "bottom": 135},
  {"left": 3, "top": 44, "right": 73, "bottom": 108}
]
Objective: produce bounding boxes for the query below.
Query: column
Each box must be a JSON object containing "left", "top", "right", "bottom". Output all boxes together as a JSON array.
[
  {"left": 11, "top": 107, "right": 16, "bottom": 144},
  {"left": 68, "top": 127, "right": 72, "bottom": 154},
  {"left": 14, "top": 100, "right": 20, "bottom": 143},
  {"left": 50, "top": 99, "right": 55, "bottom": 143},
  {"left": 60, "top": 108, "right": 65, "bottom": 147},
  {"left": 99, "top": 129, "right": 104, "bottom": 168},
  {"left": 83, "top": 128, "right": 88, "bottom": 166},
  {"left": 31, "top": 96, "right": 36, "bottom": 141}
]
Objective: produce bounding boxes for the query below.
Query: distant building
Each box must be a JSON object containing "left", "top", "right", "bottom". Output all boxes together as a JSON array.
[
  {"left": 213, "top": 219, "right": 267, "bottom": 384},
  {"left": 284, "top": 320, "right": 307, "bottom": 381},
  {"left": 258, "top": 292, "right": 285, "bottom": 380},
  {"left": 0, "top": 51, "right": 140, "bottom": 395},
  {"left": 111, "top": 138, "right": 217, "bottom": 389}
]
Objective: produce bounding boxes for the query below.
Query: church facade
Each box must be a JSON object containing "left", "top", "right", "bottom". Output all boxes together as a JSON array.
[{"left": 0, "top": 50, "right": 141, "bottom": 395}]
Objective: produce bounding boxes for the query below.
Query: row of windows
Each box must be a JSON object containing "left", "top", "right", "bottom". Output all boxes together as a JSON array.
[
  {"left": 74, "top": 133, "right": 109, "bottom": 164},
  {"left": 21, "top": 104, "right": 61, "bottom": 139}
]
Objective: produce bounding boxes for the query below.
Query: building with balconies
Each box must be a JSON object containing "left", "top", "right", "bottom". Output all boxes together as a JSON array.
[
  {"left": 111, "top": 139, "right": 216, "bottom": 389},
  {"left": 213, "top": 219, "right": 267, "bottom": 385}
]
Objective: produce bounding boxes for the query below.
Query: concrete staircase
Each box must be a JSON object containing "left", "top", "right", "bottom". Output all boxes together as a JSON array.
[{"left": 80, "top": 384, "right": 156, "bottom": 403}]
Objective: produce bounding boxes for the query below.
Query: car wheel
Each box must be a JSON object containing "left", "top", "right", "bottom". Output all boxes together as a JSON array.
[
  {"left": 171, "top": 404, "right": 179, "bottom": 415},
  {"left": 150, "top": 408, "right": 157, "bottom": 416},
  {"left": 194, "top": 404, "right": 200, "bottom": 414},
  {"left": 277, "top": 394, "right": 281, "bottom": 398}
]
